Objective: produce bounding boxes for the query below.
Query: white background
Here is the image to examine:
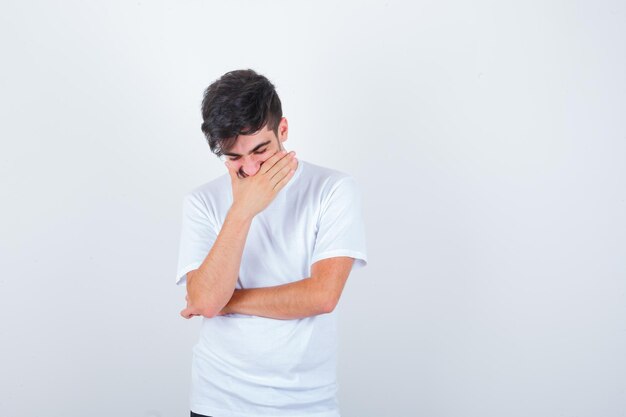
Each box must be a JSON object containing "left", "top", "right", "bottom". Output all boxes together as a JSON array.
[{"left": 1, "top": 1, "right": 624, "bottom": 416}]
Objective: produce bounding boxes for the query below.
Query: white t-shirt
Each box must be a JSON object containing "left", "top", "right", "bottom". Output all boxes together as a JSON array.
[{"left": 175, "top": 159, "right": 368, "bottom": 417}]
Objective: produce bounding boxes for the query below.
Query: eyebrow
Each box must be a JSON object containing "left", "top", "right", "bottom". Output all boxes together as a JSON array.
[{"left": 222, "top": 140, "right": 271, "bottom": 157}]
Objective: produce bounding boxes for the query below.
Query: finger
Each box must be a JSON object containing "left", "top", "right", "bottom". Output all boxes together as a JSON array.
[
  {"left": 180, "top": 308, "right": 191, "bottom": 319},
  {"left": 270, "top": 156, "right": 297, "bottom": 186},
  {"left": 258, "top": 150, "right": 289, "bottom": 175},
  {"left": 272, "top": 164, "right": 296, "bottom": 191},
  {"left": 224, "top": 161, "right": 238, "bottom": 182},
  {"left": 266, "top": 151, "right": 296, "bottom": 179}
]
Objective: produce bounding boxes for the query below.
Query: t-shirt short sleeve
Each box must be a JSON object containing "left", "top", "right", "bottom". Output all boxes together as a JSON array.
[
  {"left": 175, "top": 193, "right": 218, "bottom": 286},
  {"left": 310, "top": 175, "right": 368, "bottom": 272}
]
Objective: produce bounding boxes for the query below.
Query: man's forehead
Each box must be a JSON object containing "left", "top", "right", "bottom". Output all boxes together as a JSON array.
[
  {"left": 223, "top": 131, "right": 275, "bottom": 155},
  {"left": 229, "top": 135, "right": 269, "bottom": 149}
]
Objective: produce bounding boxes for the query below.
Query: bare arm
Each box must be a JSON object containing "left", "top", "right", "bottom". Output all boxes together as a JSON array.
[
  {"left": 218, "top": 257, "right": 355, "bottom": 320},
  {"left": 180, "top": 150, "right": 297, "bottom": 319},
  {"left": 182, "top": 207, "right": 253, "bottom": 318}
]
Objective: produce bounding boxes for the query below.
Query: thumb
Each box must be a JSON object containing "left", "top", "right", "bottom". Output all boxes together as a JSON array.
[
  {"left": 224, "top": 161, "right": 237, "bottom": 181},
  {"left": 180, "top": 307, "right": 191, "bottom": 319}
]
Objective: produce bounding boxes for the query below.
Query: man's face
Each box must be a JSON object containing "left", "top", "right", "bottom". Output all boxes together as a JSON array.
[{"left": 221, "top": 119, "right": 288, "bottom": 178}]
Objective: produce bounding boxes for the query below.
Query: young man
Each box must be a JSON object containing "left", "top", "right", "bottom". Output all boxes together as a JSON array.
[{"left": 175, "top": 69, "right": 368, "bottom": 417}]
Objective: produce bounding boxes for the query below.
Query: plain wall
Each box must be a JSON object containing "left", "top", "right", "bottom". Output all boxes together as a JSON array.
[{"left": 1, "top": 1, "right": 624, "bottom": 416}]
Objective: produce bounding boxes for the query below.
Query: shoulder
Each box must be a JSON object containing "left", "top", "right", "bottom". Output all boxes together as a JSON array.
[
  {"left": 189, "top": 171, "right": 229, "bottom": 196},
  {"left": 296, "top": 161, "right": 362, "bottom": 216},
  {"left": 181, "top": 173, "right": 230, "bottom": 217},
  {"left": 299, "top": 160, "right": 359, "bottom": 193}
]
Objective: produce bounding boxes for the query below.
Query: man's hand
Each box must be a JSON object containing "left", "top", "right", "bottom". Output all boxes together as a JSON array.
[
  {"left": 180, "top": 294, "right": 204, "bottom": 319},
  {"left": 181, "top": 294, "right": 231, "bottom": 319},
  {"left": 225, "top": 150, "right": 298, "bottom": 218}
]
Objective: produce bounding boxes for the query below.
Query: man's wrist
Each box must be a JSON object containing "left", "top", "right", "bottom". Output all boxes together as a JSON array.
[{"left": 227, "top": 204, "right": 255, "bottom": 223}]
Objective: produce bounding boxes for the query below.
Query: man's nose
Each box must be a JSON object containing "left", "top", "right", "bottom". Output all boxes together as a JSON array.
[{"left": 241, "top": 159, "right": 261, "bottom": 177}]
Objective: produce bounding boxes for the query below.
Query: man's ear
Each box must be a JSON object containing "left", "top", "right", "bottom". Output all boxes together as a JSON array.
[{"left": 278, "top": 117, "right": 288, "bottom": 142}]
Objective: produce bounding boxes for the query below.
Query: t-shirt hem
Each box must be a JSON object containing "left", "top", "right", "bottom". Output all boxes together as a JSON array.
[
  {"left": 310, "top": 250, "right": 368, "bottom": 270},
  {"left": 191, "top": 405, "right": 340, "bottom": 417}
]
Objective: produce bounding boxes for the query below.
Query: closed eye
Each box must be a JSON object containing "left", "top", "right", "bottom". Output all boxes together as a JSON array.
[{"left": 229, "top": 148, "right": 267, "bottom": 161}]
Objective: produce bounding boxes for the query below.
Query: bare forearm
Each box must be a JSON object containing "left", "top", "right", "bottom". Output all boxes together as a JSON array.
[
  {"left": 187, "top": 206, "right": 253, "bottom": 317},
  {"left": 221, "top": 278, "right": 328, "bottom": 320}
]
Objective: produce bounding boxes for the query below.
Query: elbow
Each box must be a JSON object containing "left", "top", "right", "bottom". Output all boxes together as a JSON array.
[
  {"left": 194, "top": 299, "right": 223, "bottom": 319},
  {"left": 186, "top": 291, "right": 222, "bottom": 319},
  {"left": 186, "top": 269, "right": 225, "bottom": 318},
  {"left": 319, "top": 296, "right": 339, "bottom": 315},
  {"left": 200, "top": 307, "right": 219, "bottom": 319}
]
